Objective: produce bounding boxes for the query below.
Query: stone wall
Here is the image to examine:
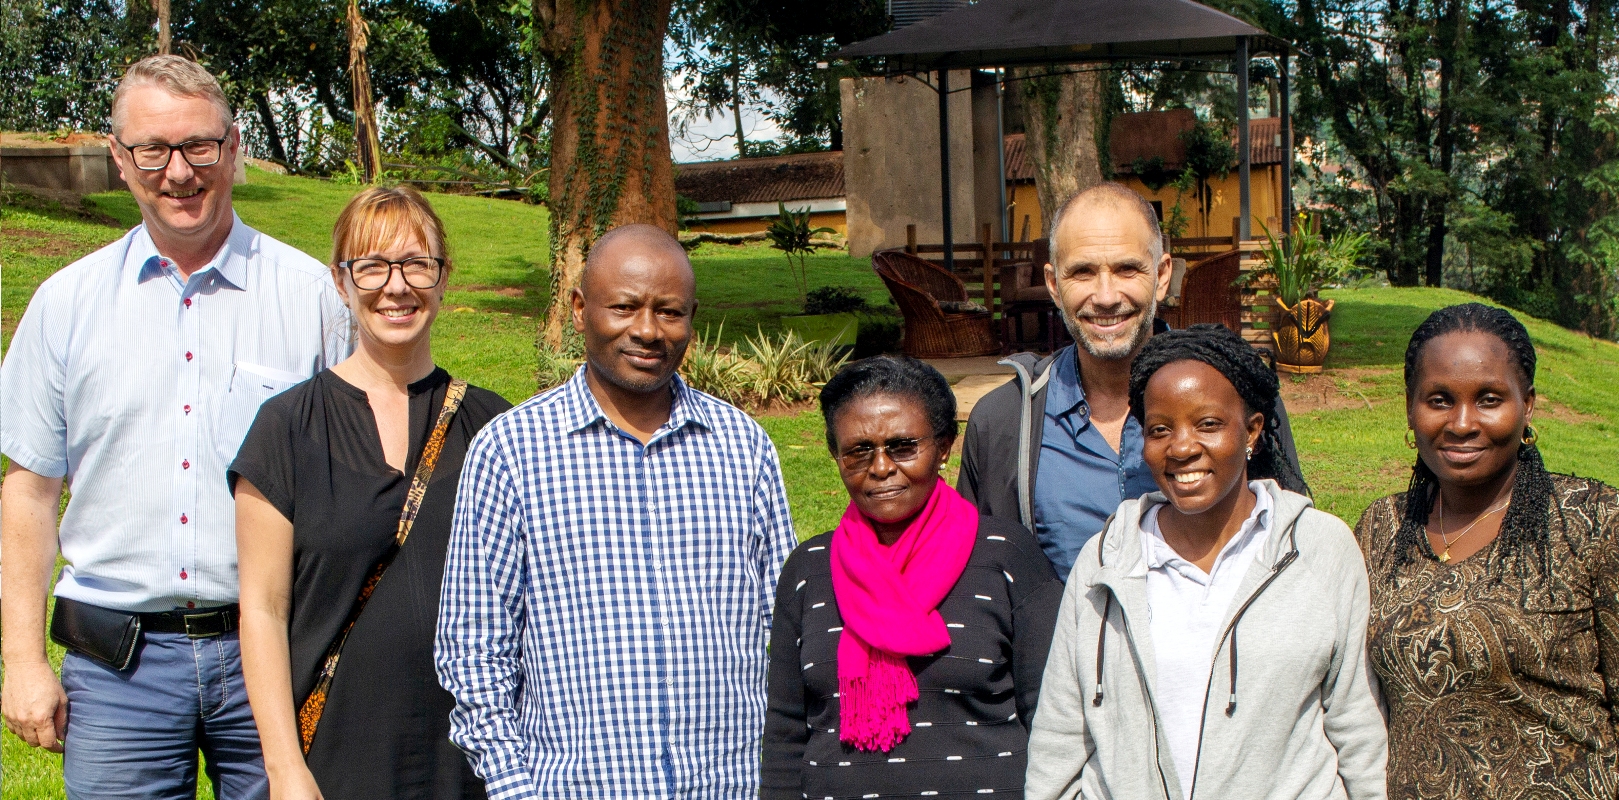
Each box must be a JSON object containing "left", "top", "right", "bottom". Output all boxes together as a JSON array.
[{"left": 2, "top": 133, "right": 247, "bottom": 193}]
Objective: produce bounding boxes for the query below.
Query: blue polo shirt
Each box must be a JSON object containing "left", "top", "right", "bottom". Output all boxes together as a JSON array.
[{"left": 1032, "top": 345, "right": 1159, "bottom": 580}]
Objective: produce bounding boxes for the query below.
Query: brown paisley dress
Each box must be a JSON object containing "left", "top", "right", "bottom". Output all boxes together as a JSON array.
[{"left": 1355, "top": 475, "right": 1619, "bottom": 800}]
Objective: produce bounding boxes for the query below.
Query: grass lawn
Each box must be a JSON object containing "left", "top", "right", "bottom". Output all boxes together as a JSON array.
[{"left": 6, "top": 169, "right": 1619, "bottom": 798}]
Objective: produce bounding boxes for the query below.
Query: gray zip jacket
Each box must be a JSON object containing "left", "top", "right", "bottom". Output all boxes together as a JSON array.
[{"left": 1025, "top": 480, "right": 1387, "bottom": 800}]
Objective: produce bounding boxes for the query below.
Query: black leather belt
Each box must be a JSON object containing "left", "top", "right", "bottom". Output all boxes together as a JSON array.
[{"left": 139, "top": 604, "right": 239, "bottom": 638}]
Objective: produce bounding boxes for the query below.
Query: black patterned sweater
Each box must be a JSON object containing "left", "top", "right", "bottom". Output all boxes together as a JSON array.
[{"left": 762, "top": 515, "right": 1063, "bottom": 800}]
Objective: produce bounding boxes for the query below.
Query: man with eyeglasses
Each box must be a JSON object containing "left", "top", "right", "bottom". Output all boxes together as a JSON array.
[
  {"left": 1, "top": 55, "right": 349, "bottom": 799},
  {"left": 435, "top": 224, "right": 796, "bottom": 800}
]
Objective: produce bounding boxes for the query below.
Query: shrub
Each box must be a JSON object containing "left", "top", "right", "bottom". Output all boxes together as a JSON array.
[
  {"left": 535, "top": 326, "right": 585, "bottom": 391},
  {"left": 541, "top": 325, "right": 851, "bottom": 411},
  {"left": 803, "top": 286, "right": 869, "bottom": 315}
]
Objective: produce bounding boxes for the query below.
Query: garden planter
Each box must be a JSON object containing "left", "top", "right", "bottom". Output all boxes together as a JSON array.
[
  {"left": 781, "top": 312, "right": 859, "bottom": 347},
  {"left": 1273, "top": 296, "right": 1335, "bottom": 374}
]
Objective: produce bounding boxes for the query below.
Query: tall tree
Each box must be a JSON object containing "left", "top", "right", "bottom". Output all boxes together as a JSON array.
[
  {"left": 533, "top": 0, "right": 678, "bottom": 348},
  {"left": 154, "top": 0, "right": 171, "bottom": 54},
  {"left": 669, "top": 0, "right": 888, "bottom": 153},
  {"left": 1016, "top": 68, "right": 1107, "bottom": 232},
  {"left": 1285, "top": 0, "right": 1481, "bottom": 287},
  {"left": 346, "top": 0, "right": 382, "bottom": 182}
]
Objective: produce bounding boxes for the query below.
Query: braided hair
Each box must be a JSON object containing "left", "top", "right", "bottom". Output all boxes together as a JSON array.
[
  {"left": 1395, "top": 303, "right": 1555, "bottom": 579},
  {"left": 1127, "top": 323, "right": 1309, "bottom": 494}
]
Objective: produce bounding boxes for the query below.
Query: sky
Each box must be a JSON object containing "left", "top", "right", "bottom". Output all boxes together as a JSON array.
[{"left": 665, "top": 68, "right": 783, "bottom": 163}]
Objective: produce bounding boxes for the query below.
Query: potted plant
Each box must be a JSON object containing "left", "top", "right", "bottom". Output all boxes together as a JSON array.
[
  {"left": 1251, "top": 215, "right": 1368, "bottom": 373},
  {"left": 782, "top": 286, "right": 865, "bottom": 348}
]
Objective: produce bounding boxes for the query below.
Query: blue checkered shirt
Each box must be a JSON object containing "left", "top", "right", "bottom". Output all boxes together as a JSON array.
[{"left": 435, "top": 368, "right": 797, "bottom": 800}]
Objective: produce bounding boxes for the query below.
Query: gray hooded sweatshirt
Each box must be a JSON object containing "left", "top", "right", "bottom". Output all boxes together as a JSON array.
[{"left": 1025, "top": 481, "right": 1387, "bottom": 800}]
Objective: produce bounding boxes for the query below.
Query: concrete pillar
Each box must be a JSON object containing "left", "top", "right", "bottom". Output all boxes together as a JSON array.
[
  {"left": 841, "top": 73, "right": 976, "bottom": 258},
  {"left": 971, "top": 70, "right": 1006, "bottom": 244}
]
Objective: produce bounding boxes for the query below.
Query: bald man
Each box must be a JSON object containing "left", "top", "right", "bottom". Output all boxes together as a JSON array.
[
  {"left": 434, "top": 224, "right": 797, "bottom": 800},
  {"left": 958, "top": 184, "right": 1302, "bottom": 579}
]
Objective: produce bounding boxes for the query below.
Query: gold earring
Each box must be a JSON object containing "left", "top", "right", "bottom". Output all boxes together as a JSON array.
[
  {"left": 1522, "top": 425, "right": 1538, "bottom": 446},
  {"left": 1405, "top": 428, "right": 1417, "bottom": 449}
]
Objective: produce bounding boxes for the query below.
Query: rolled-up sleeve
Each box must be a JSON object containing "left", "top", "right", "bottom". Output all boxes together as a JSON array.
[
  {"left": 2, "top": 278, "right": 71, "bottom": 477},
  {"left": 435, "top": 427, "right": 536, "bottom": 800}
]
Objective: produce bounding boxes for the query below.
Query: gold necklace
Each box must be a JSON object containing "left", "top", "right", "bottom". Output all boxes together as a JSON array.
[{"left": 1434, "top": 496, "right": 1511, "bottom": 563}]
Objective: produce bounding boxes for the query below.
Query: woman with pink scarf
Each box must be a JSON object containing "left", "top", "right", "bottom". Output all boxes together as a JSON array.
[{"left": 763, "top": 356, "right": 1063, "bottom": 800}]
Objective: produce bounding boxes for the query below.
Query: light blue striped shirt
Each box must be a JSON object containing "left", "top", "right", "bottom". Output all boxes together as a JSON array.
[
  {"left": 435, "top": 368, "right": 797, "bottom": 800},
  {"left": 1, "top": 217, "right": 351, "bottom": 612}
]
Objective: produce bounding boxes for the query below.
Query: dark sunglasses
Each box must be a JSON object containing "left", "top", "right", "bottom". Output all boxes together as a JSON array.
[{"left": 837, "top": 437, "right": 929, "bottom": 470}]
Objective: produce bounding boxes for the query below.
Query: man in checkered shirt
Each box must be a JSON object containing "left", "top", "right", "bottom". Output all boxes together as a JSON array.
[{"left": 435, "top": 224, "right": 797, "bottom": 800}]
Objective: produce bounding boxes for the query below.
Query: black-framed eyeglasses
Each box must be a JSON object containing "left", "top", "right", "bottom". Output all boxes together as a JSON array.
[
  {"left": 115, "top": 137, "right": 228, "bottom": 171},
  {"left": 837, "top": 437, "right": 928, "bottom": 470},
  {"left": 338, "top": 257, "right": 446, "bottom": 290}
]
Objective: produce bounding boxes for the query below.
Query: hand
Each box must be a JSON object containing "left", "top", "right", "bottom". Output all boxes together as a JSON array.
[
  {"left": 2, "top": 659, "right": 69, "bottom": 753},
  {"left": 269, "top": 764, "right": 326, "bottom": 800}
]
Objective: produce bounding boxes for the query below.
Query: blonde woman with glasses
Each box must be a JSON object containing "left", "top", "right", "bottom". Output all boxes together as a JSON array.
[{"left": 233, "top": 187, "right": 510, "bottom": 800}]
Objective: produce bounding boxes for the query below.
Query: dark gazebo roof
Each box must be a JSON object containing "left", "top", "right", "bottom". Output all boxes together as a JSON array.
[{"left": 834, "top": 0, "right": 1288, "bottom": 70}]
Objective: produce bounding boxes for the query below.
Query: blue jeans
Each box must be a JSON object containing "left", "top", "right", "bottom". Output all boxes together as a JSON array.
[{"left": 60, "top": 630, "right": 267, "bottom": 800}]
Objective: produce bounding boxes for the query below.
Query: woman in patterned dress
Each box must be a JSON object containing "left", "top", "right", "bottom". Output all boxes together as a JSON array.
[{"left": 1356, "top": 302, "right": 1619, "bottom": 799}]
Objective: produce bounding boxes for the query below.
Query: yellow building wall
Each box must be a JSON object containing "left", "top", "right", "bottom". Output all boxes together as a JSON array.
[
  {"left": 1122, "top": 165, "right": 1285, "bottom": 243},
  {"left": 1006, "top": 183, "right": 1045, "bottom": 240},
  {"left": 1000, "top": 165, "right": 1284, "bottom": 248},
  {"left": 686, "top": 211, "right": 848, "bottom": 236}
]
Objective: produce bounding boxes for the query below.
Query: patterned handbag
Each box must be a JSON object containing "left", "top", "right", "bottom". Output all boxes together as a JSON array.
[{"left": 297, "top": 378, "right": 468, "bottom": 754}]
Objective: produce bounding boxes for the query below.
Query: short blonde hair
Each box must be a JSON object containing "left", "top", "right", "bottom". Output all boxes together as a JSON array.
[
  {"left": 331, "top": 186, "right": 452, "bottom": 273},
  {"left": 110, "top": 55, "right": 234, "bottom": 136}
]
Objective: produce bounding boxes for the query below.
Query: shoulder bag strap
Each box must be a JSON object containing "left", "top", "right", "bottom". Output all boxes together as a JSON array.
[{"left": 297, "top": 378, "right": 468, "bottom": 754}]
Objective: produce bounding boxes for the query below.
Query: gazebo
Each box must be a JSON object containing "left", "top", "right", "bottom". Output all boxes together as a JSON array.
[{"left": 834, "top": 0, "right": 1294, "bottom": 272}]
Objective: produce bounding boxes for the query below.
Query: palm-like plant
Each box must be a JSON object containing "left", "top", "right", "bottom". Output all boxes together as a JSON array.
[
  {"left": 1250, "top": 215, "right": 1369, "bottom": 306},
  {"left": 767, "top": 202, "right": 837, "bottom": 305}
]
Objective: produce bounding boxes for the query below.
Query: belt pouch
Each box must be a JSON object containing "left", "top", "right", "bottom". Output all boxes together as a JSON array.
[{"left": 49, "top": 597, "right": 142, "bottom": 671}]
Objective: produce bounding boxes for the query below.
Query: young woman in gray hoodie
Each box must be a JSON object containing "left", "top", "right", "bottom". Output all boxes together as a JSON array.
[{"left": 1025, "top": 324, "right": 1387, "bottom": 800}]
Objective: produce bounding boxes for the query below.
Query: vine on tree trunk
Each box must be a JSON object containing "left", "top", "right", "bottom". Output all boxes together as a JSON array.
[{"left": 536, "top": 0, "right": 677, "bottom": 352}]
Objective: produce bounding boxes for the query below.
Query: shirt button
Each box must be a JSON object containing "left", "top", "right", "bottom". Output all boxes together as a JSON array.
[
  {"left": 180, "top": 569, "right": 188, "bottom": 580},
  {"left": 183, "top": 298, "right": 192, "bottom": 308},
  {"left": 186, "top": 601, "right": 196, "bottom": 609},
  {"left": 180, "top": 514, "right": 188, "bottom": 524},
  {"left": 185, "top": 352, "right": 193, "bottom": 361},
  {"left": 184, "top": 404, "right": 191, "bottom": 414}
]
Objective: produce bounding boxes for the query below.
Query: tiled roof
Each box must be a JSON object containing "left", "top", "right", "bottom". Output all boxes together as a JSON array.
[{"left": 673, "top": 151, "right": 844, "bottom": 204}]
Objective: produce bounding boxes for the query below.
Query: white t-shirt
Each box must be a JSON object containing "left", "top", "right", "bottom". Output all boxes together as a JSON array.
[{"left": 1140, "top": 483, "right": 1273, "bottom": 795}]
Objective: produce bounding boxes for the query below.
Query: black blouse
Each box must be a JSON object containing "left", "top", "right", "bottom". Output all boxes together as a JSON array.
[
  {"left": 763, "top": 515, "right": 1063, "bottom": 800},
  {"left": 230, "top": 367, "right": 510, "bottom": 800}
]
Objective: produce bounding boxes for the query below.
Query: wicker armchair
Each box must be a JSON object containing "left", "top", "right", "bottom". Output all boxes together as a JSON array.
[
  {"left": 1163, "top": 249, "right": 1244, "bottom": 332},
  {"left": 873, "top": 249, "right": 1000, "bottom": 358}
]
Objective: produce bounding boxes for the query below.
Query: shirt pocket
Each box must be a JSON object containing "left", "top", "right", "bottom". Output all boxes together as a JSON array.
[{"left": 215, "top": 361, "right": 306, "bottom": 467}]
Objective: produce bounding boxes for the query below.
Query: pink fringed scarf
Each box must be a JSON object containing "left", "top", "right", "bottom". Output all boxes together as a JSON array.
[{"left": 830, "top": 480, "right": 978, "bottom": 752}]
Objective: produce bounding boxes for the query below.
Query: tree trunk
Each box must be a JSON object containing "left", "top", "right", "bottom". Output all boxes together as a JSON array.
[
  {"left": 252, "top": 91, "right": 290, "bottom": 168},
  {"left": 347, "top": 0, "right": 383, "bottom": 184},
  {"left": 535, "top": 0, "right": 678, "bottom": 350},
  {"left": 153, "top": 0, "right": 171, "bottom": 55},
  {"left": 1016, "top": 68, "right": 1105, "bottom": 234}
]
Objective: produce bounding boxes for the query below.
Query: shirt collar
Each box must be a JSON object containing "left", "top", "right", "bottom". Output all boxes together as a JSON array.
[
  {"left": 1045, "top": 316, "right": 1172, "bottom": 420},
  {"left": 1142, "top": 480, "right": 1273, "bottom": 573},
  {"left": 560, "top": 366, "right": 713, "bottom": 439},
  {"left": 1046, "top": 344, "right": 1087, "bottom": 419},
  {"left": 129, "top": 213, "right": 249, "bottom": 290}
]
